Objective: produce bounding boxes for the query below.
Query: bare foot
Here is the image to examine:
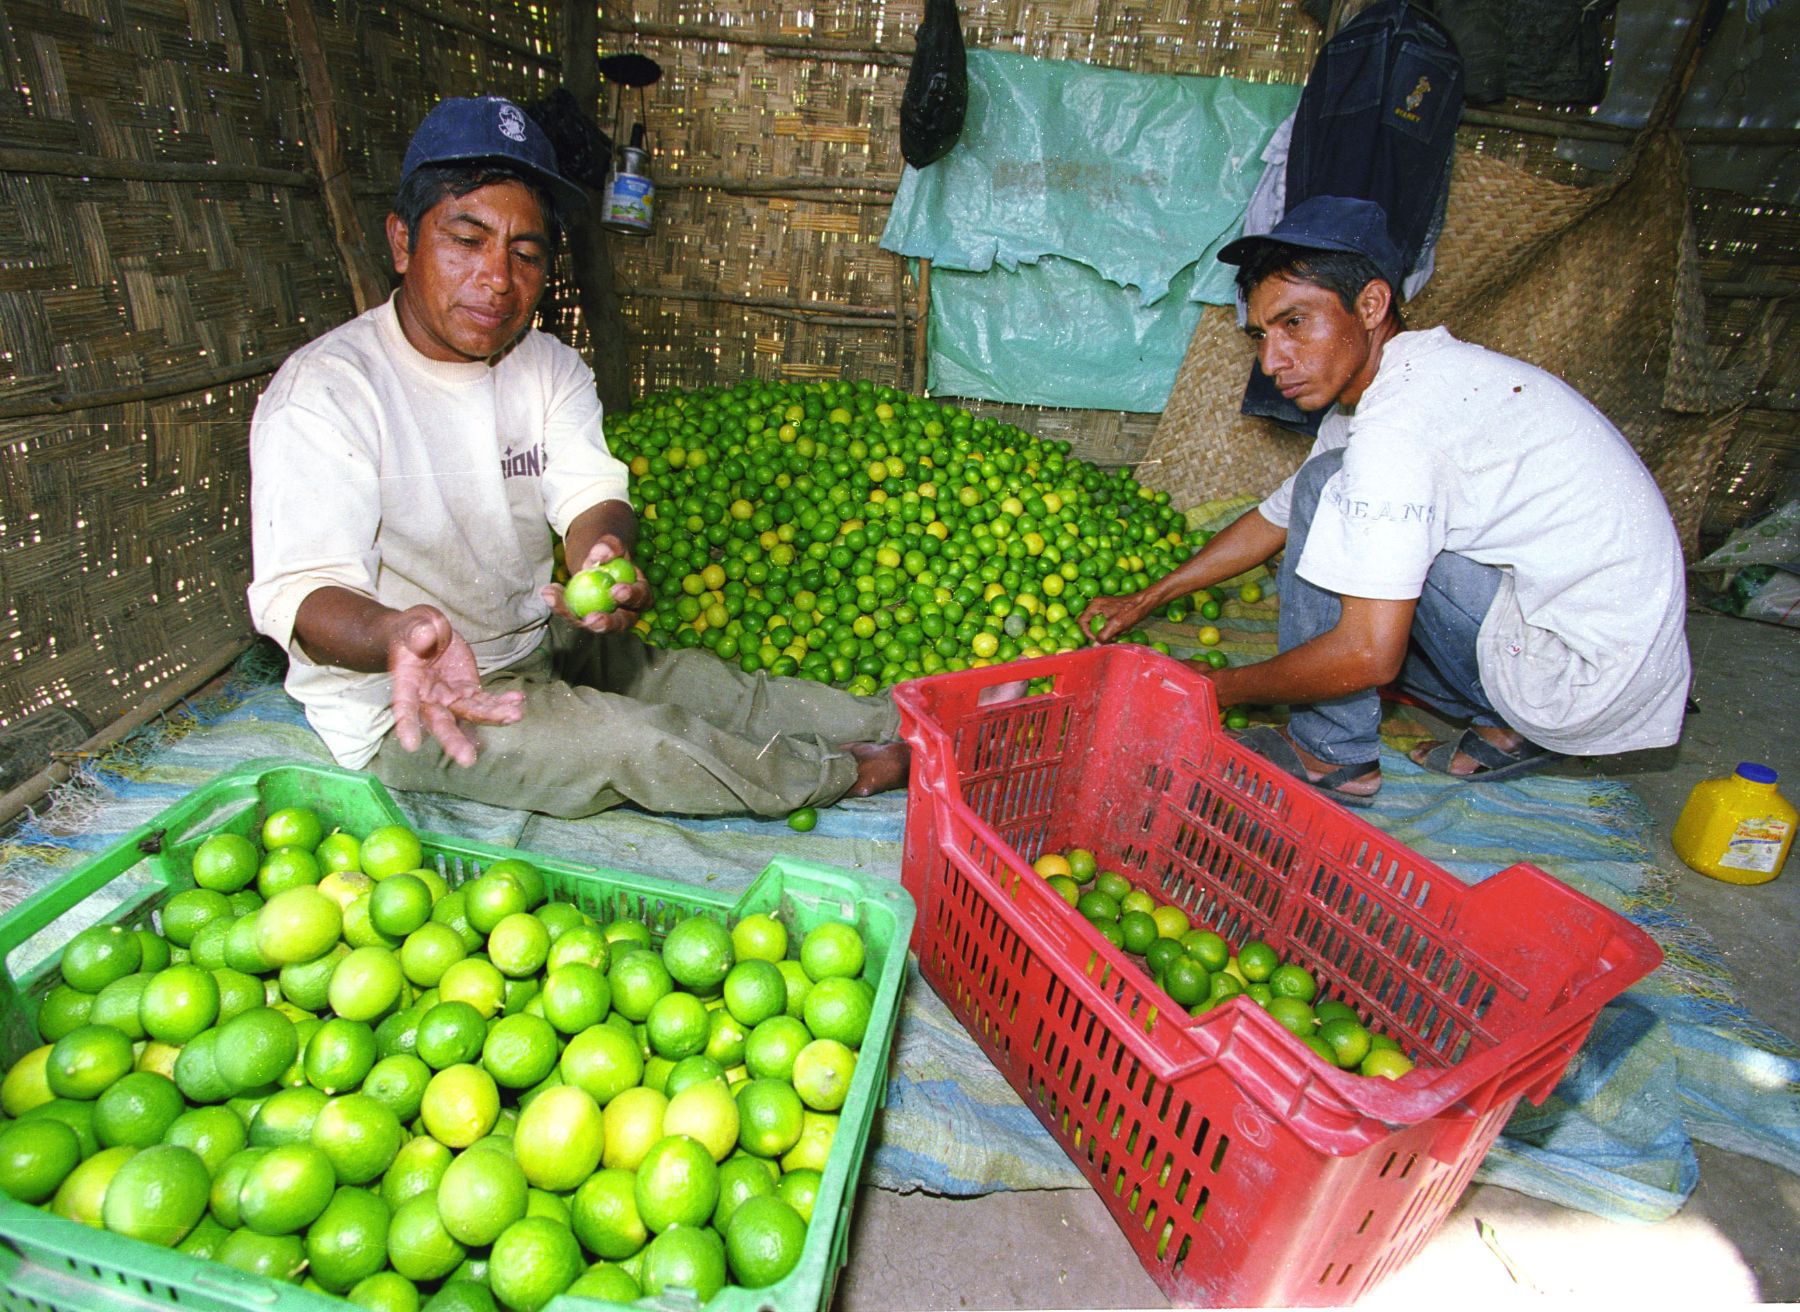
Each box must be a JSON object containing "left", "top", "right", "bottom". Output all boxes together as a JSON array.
[
  {"left": 843, "top": 741, "right": 911, "bottom": 796},
  {"left": 1408, "top": 724, "right": 1524, "bottom": 777}
]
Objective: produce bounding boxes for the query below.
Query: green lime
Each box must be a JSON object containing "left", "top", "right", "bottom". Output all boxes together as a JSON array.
[
  {"left": 163, "top": 1104, "right": 247, "bottom": 1176},
  {"left": 416, "top": 1001, "right": 487, "bottom": 1071},
  {"left": 304, "top": 1185, "right": 392, "bottom": 1291},
  {"left": 59, "top": 924, "right": 142, "bottom": 993},
  {"left": 262, "top": 806, "right": 325, "bottom": 852},
  {"left": 726, "top": 1193, "right": 808, "bottom": 1289},
  {"left": 161, "top": 888, "right": 233, "bottom": 949},
  {"left": 216, "top": 1006, "right": 300, "bottom": 1094},
  {"left": 399, "top": 923, "right": 467, "bottom": 988},
  {"left": 799, "top": 922, "right": 864, "bottom": 981},
  {"left": 216, "top": 1227, "right": 307, "bottom": 1282},
  {"left": 634, "top": 1133, "right": 720, "bottom": 1232},
  {"left": 0, "top": 1117, "right": 81, "bottom": 1202},
  {"left": 661, "top": 915, "right": 735, "bottom": 993},
  {"left": 20, "top": 1098, "right": 98, "bottom": 1158},
  {"left": 486, "top": 912, "right": 550, "bottom": 979},
  {"left": 194, "top": 832, "right": 261, "bottom": 893},
  {"left": 571, "top": 1166, "right": 648, "bottom": 1260},
  {"left": 48, "top": 1023, "right": 135, "bottom": 1099},
  {"left": 102, "top": 1143, "right": 210, "bottom": 1246},
  {"left": 328, "top": 946, "right": 405, "bottom": 1023},
  {"left": 250, "top": 1085, "right": 330, "bottom": 1147},
  {"left": 93, "top": 1070, "right": 185, "bottom": 1148},
  {"left": 480, "top": 1013, "right": 559, "bottom": 1089},
  {"left": 36, "top": 985, "right": 95, "bottom": 1043},
  {"left": 172, "top": 1027, "right": 233, "bottom": 1104},
  {"left": 437, "top": 1145, "right": 528, "bottom": 1246},
  {"left": 363, "top": 1054, "right": 431, "bottom": 1123},
  {"left": 52, "top": 1143, "right": 134, "bottom": 1227},
  {"left": 312, "top": 1093, "right": 404, "bottom": 1185},
  {"left": 639, "top": 1223, "right": 728, "bottom": 1301},
  {"left": 488, "top": 1216, "right": 584, "bottom": 1312},
  {"left": 305, "top": 1017, "right": 379, "bottom": 1094},
  {"left": 387, "top": 1191, "right": 466, "bottom": 1282},
  {"left": 239, "top": 1141, "right": 337, "bottom": 1234},
  {"left": 138, "top": 963, "right": 220, "bottom": 1044},
  {"left": 370, "top": 874, "right": 434, "bottom": 938},
  {"left": 786, "top": 806, "right": 818, "bottom": 832}
]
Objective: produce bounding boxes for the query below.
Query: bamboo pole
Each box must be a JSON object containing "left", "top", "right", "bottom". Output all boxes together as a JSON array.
[
  {"left": 0, "top": 148, "right": 313, "bottom": 188},
  {"left": 562, "top": 0, "right": 632, "bottom": 417},
  {"left": 284, "top": 0, "right": 389, "bottom": 314},
  {"left": 913, "top": 258, "right": 932, "bottom": 395},
  {"left": 656, "top": 175, "right": 898, "bottom": 195},
  {"left": 595, "top": 18, "right": 910, "bottom": 66},
  {"left": 893, "top": 253, "right": 909, "bottom": 389},
  {"left": 620, "top": 287, "right": 905, "bottom": 320},
  {"left": 0, "top": 358, "right": 285, "bottom": 422}
]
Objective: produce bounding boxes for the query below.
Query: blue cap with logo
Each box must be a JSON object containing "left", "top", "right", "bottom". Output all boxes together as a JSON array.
[
  {"left": 1218, "top": 196, "right": 1407, "bottom": 292},
  {"left": 399, "top": 96, "right": 586, "bottom": 210}
]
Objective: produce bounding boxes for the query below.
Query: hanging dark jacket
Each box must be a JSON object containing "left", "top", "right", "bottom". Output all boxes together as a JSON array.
[{"left": 1242, "top": 0, "right": 1464, "bottom": 434}]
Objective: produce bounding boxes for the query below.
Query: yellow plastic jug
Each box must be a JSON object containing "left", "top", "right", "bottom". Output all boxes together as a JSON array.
[{"left": 1671, "top": 763, "right": 1796, "bottom": 885}]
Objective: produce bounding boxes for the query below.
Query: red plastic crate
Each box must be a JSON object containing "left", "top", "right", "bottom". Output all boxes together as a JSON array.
[{"left": 894, "top": 645, "right": 1661, "bottom": 1307}]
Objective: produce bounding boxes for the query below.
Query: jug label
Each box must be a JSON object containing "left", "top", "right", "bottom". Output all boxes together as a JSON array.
[{"left": 1718, "top": 816, "right": 1792, "bottom": 873}]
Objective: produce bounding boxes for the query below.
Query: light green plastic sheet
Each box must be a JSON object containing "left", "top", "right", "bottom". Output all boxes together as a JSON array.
[{"left": 880, "top": 50, "right": 1299, "bottom": 411}]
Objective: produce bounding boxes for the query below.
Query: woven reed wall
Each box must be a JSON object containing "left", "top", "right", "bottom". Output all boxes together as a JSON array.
[
  {"left": 0, "top": 0, "right": 340, "bottom": 742},
  {"left": 0, "top": 0, "right": 563, "bottom": 741}
]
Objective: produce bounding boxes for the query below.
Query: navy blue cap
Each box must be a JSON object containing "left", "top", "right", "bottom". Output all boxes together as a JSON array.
[
  {"left": 1218, "top": 196, "right": 1406, "bottom": 292},
  {"left": 400, "top": 96, "right": 586, "bottom": 211}
]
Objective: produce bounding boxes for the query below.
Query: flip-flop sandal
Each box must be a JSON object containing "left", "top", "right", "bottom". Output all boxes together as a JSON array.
[
  {"left": 1233, "top": 725, "right": 1381, "bottom": 809},
  {"left": 1412, "top": 727, "right": 1564, "bottom": 782}
]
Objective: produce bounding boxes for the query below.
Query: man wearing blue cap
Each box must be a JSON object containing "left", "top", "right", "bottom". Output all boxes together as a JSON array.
[
  {"left": 248, "top": 96, "right": 908, "bottom": 817},
  {"left": 1080, "top": 196, "right": 1690, "bottom": 804}
]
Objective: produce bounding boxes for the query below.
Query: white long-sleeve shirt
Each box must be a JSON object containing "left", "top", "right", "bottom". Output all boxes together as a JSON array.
[{"left": 247, "top": 295, "right": 631, "bottom": 767}]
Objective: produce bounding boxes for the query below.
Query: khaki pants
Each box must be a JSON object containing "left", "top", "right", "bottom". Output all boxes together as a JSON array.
[{"left": 372, "top": 622, "right": 899, "bottom": 819}]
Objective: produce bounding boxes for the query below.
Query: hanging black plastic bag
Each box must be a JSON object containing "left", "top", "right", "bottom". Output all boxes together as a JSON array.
[{"left": 901, "top": 0, "right": 968, "bottom": 168}]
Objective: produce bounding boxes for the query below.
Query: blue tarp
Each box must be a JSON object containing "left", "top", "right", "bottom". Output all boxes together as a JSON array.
[{"left": 881, "top": 50, "right": 1299, "bottom": 410}]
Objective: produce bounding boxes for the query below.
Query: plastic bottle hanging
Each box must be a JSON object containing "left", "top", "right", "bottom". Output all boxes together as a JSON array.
[{"left": 598, "top": 54, "right": 660, "bottom": 236}]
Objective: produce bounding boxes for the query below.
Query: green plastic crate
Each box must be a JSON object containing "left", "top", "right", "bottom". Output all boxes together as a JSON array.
[{"left": 0, "top": 759, "right": 914, "bottom": 1312}]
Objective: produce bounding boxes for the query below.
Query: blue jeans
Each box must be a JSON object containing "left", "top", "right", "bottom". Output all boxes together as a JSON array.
[{"left": 1279, "top": 449, "right": 1503, "bottom": 766}]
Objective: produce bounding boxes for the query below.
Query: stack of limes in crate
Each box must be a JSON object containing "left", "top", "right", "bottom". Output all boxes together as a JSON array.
[
  {"left": 0, "top": 803, "right": 879, "bottom": 1312},
  {"left": 1033, "top": 848, "right": 1415, "bottom": 1080}
]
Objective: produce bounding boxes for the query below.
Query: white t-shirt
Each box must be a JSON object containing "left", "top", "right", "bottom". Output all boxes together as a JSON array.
[
  {"left": 1259, "top": 327, "right": 1690, "bottom": 756},
  {"left": 246, "top": 296, "right": 631, "bottom": 768}
]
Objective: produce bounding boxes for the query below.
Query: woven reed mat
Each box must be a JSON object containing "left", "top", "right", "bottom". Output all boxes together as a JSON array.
[{"left": 1140, "top": 133, "right": 1768, "bottom": 556}]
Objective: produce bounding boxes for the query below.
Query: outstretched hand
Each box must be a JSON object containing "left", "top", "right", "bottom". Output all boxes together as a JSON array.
[
  {"left": 540, "top": 534, "right": 653, "bottom": 634},
  {"left": 387, "top": 606, "right": 525, "bottom": 767}
]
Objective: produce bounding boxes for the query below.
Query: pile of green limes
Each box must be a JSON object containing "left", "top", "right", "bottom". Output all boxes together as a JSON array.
[
  {"left": 604, "top": 378, "right": 1199, "bottom": 693},
  {"left": 0, "top": 806, "right": 883, "bottom": 1312}
]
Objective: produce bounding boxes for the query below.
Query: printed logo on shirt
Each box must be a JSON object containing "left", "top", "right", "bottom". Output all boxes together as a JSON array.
[
  {"left": 1327, "top": 487, "right": 1435, "bottom": 525},
  {"left": 1395, "top": 76, "right": 1432, "bottom": 123},
  {"left": 500, "top": 441, "right": 543, "bottom": 479}
]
